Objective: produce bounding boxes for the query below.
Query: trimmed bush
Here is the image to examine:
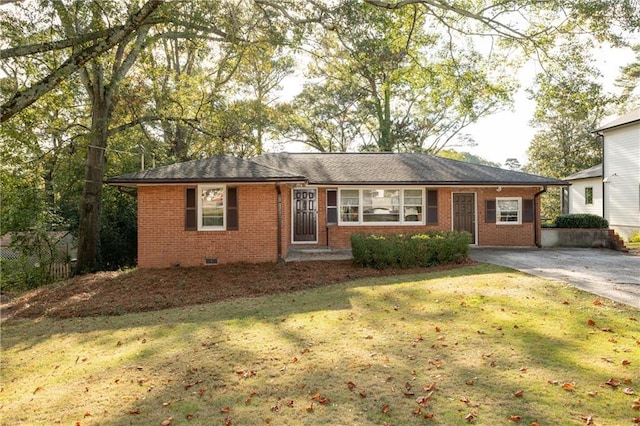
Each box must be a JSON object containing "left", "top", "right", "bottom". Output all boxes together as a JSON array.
[
  {"left": 629, "top": 231, "right": 640, "bottom": 243},
  {"left": 351, "top": 230, "right": 471, "bottom": 269},
  {"left": 553, "top": 214, "right": 608, "bottom": 229}
]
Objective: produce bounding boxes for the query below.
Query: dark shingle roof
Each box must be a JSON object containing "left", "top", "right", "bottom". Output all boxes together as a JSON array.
[
  {"left": 107, "top": 155, "right": 306, "bottom": 185},
  {"left": 108, "top": 152, "right": 567, "bottom": 186},
  {"left": 253, "top": 153, "right": 566, "bottom": 186},
  {"left": 564, "top": 164, "right": 602, "bottom": 181}
]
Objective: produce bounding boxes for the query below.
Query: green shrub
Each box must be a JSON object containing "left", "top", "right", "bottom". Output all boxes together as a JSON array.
[
  {"left": 0, "top": 257, "right": 51, "bottom": 292},
  {"left": 553, "top": 214, "right": 608, "bottom": 229},
  {"left": 629, "top": 231, "right": 640, "bottom": 243},
  {"left": 351, "top": 230, "right": 471, "bottom": 269}
]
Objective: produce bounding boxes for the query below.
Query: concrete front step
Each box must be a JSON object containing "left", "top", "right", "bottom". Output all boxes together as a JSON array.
[{"left": 285, "top": 247, "right": 353, "bottom": 262}]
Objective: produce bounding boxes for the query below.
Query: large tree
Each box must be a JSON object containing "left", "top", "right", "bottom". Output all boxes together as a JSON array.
[
  {"left": 283, "top": 2, "right": 512, "bottom": 153},
  {"left": 526, "top": 41, "right": 615, "bottom": 218}
]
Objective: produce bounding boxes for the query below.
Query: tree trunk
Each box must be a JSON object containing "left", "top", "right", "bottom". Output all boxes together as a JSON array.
[{"left": 75, "top": 95, "right": 110, "bottom": 273}]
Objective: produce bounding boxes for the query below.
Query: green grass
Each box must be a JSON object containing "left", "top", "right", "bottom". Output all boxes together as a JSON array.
[{"left": 2, "top": 264, "right": 639, "bottom": 425}]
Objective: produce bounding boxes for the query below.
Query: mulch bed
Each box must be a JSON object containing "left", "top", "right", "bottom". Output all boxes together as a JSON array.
[{"left": 1, "top": 260, "right": 474, "bottom": 320}]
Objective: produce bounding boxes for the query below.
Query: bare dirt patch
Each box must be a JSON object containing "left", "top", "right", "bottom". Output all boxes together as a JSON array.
[{"left": 1, "top": 260, "right": 473, "bottom": 320}]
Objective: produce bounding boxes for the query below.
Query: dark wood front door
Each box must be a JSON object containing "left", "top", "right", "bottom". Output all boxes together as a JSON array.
[
  {"left": 293, "top": 188, "right": 317, "bottom": 242},
  {"left": 453, "top": 193, "right": 476, "bottom": 244}
]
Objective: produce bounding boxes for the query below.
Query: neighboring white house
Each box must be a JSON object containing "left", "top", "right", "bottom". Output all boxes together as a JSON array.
[
  {"left": 565, "top": 109, "right": 640, "bottom": 241},
  {"left": 563, "top": 163, "right": 603, "bottom": 217}
]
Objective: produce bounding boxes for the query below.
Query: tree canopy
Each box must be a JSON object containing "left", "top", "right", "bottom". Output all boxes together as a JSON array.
[{"left": 1, "top": 0, "right": 639, "bottom": 274}]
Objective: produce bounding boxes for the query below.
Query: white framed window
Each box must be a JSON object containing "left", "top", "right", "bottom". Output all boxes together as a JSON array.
[
  {"left": 585, "top": 187, "right": 593, "bottom": 205},
  {"left": 338, "top": 188, "right": 425, "bottom": 225},
  {"left": 496, "top": 197, "right": 521, "bottom": 224},
  {"left": 198, "top": 185, "right": 226, "bottom": 230}
]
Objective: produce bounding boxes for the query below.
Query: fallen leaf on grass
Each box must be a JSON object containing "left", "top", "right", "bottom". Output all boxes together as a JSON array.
[
  {"left": 580, "top": 415, "right": 594, "bottom": 424},
  {"left": 633, "top": 416, "right": 640, "bottom": 423},
  {"left": 588, "top": 391, "right": 598, "bottom": 397},
  {"left": 347, "top": 381, "right": 356, "bottom": 390},
  {"left": 514, "top": 390, "right": 524, "bottom": 397},
  {"left": 562, "top": 383, "right": 576, "bottom": 391},
  {"left": 306, "top": 403, "right": 314, "bottom": 412},
  {"left": 359, "top": 391, "right": 367, "bottom": 398},
  {"left": 416, "top": 392, "right": 434, "bottom": 407},
  {"left": 605, "top": 378, "right": 620, "bottom": 387},
  {"left": 220, "top": 407, "right": 230, "bottom": 413},
  {"left": 588, "top": 319, "right": 596, "bottom": 327},
  {"left": 508, "top": 415, "right": 522, "bottom": 422},
  {"left": 548, "top": 380, "right": 559, "bottom": 385},
  {"left": 624, "top": 388, "right": 635, "bottom": 395},
  {"left": 593, "top": 300, "right": 602, "bottom": 305},
  {"left": 160, "top": 417, "right": 173, "bottom": 426},
  {"left": 224, "top": 417, "right": 232, "bottom": 426},
  {"left": 185, "top": 414, "right": 194, "bottom": 420},
  {"left": 270, "top": 405, "right": 279, "bottom": 412},
  {"left": 466, "top": 380, "right": 474, "bottom": 386},
  {"left": 423, "top": 412, "right": 435, "bottom": 419},
  {"left": 33, "top": 386, "right": 43, "bottom": 394},
  {"left": 623, "top": 360, "right": 632, "bottom": 366},
  {"left": 381, "top": 404, "right": 390, "bottom": 414},
  {"left": 423, "top": 383, "right": 437, "bottom": 391},
  {"left": 129, "top": 409, "right": 140, "bottom": 415},
  {"left": 311, "top": 392, "right": 321, "bottom": 400},
  {"left": 465, "top": 412, "right": 477, "bottom": 422}
]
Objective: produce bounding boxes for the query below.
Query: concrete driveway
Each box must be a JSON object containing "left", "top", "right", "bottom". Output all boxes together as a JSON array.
[{"left": 469, "top": 248, "right": 640, "bottom": 309}]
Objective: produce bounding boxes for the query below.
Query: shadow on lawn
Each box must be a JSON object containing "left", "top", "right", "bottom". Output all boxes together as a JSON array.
[{"left": 3, "top": 263, "right": 638, "bottom": 425}]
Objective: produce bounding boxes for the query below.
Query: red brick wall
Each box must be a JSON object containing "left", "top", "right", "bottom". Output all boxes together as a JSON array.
[
  {"left": 474, "top": 186, "right": 540, "bottom": 246},
  {"left": 137, "top": 184, "right": 542, "bottom": 268},
  {"left": 138, "top": 184, "right": 280, "bottom": 268}
]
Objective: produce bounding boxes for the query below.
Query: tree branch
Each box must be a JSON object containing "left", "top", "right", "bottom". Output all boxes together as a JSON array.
[{"left": 0, "top": 0, "right": 164, "bottom": 123}]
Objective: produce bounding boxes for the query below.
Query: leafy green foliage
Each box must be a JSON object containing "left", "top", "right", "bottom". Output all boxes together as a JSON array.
[
  {"left": 351, "top": 230, "right": 471, "bottom": 269},
  {"left": 525, "top": 41, "right": 616, "bottom": 220},
  {"left": 98, "top": 186, "right": 137, "bottom": 270},
  {"left": 553, "top": 214, "right": 609, "bottom": 229},
  {"left": 627, "top": 231, "right": 640, "bottom": 243}
]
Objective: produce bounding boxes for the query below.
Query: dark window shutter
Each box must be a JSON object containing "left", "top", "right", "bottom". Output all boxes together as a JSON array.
[
  {"left": 327, "top": 189, "right": 338, "bottom": 224},
  {"left": 485, "top": 199, "right": 496, "bottom": 223},
  {"left": 185, "top": 187, "right": 197, "bottom": 231},
  {"left": 227, "top": 187, "right": 238, "bottom": 230},
  {"left": 523, "top": 199, "right": 534, "bottom": 223},
  {"left": 426, "top": 189, "right": 438, "bottom": 224}
]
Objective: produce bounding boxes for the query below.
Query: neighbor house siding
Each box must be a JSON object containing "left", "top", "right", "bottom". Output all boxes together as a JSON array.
[
  {"left": 138, "top": 185, "right": 280, "bottom": 268},
  {"left": 603, "top": 124, "right": 640, "bottom": 239},
  {"left": 568, "top": 177, "right": 603, "bottom": 216}
]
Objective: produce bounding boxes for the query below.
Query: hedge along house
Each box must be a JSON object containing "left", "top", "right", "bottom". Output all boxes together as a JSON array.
[{"left": 107, "top": 152, "right": 568, "bottom": 268}]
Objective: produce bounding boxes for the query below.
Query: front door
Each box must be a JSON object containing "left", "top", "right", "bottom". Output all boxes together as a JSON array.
[
  {"left": 293, "top": 188, "right": 317, "bottom": 242},
  {"left": 453, "top": 193, "right": 476, "bottom": 244}
]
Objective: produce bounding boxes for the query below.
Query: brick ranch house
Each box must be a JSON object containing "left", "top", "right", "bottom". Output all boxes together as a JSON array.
[{"left": 107, "top": 152, "right": 567, "bottom": 268}]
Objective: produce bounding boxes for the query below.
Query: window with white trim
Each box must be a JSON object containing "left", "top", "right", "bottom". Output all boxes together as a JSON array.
[
  {"left": 585, "top": 187, "right": 593, "bottom": 205},
  {"left": 339, "top": 188, "right": 425, "bottom": 225},
  {"left": 496, "top": 197, "right": 522, "bottom": 224},
  {"left": 199, "top": 185, "right": 226, "bottom": 230}
]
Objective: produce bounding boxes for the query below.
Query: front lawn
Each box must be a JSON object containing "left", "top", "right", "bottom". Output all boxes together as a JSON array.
[{"left": 2, "top": 264, "right": 639, "bottom": 425}]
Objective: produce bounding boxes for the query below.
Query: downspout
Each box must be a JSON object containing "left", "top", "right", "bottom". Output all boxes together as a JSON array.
[
  {"left": 276, "top": 183, "right": 283, "bottom": 263},
  {"left": 597, "top": 132, "right": 605, "bottom": 219},
  {"left": 533, "top": 185, "right": 547, "bottom": 248}
]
